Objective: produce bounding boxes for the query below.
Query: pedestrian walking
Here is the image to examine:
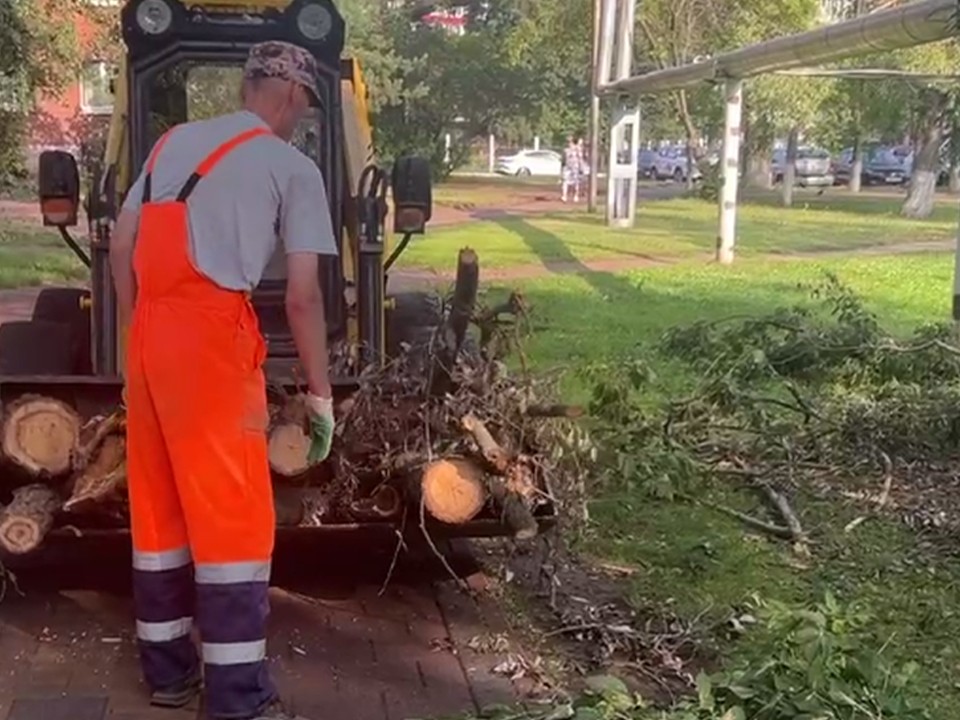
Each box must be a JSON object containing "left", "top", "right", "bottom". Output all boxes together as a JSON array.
[{"left": 561, "top": 134, "right": 584, "bottom": 203}]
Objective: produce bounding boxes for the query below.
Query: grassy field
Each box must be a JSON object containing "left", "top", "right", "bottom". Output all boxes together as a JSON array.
[
  {"left": 488, "top": 251, "right": 960, "bottom": 717},
  {"left": 0, "top": 220, "right": 88, "bottom": 287},
  {"left": 401, "top": 189, "right": 956, "bottom": 272}
]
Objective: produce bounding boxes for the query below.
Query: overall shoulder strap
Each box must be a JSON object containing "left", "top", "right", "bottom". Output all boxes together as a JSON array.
[
  {"left": 141, "top": 127, "right": 178, "bottom": 205},
  {"left": 175, "top": 127, "right": 274, "bottom": 203}
]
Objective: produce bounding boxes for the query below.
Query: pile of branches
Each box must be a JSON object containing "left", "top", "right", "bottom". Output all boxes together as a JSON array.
[
  {"left": 587, "top": 273, "right": 960, "bottom": 552},
  {"left": 0, "top": 249, "right": 594, "bottom": 558}
]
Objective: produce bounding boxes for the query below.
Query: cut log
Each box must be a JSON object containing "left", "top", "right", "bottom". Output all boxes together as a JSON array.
[
  {"left": 72, "top": 411, "right": 124, "bottom": 472},
  {"left": 63, "top": 435, "right": 126, "bottom": 512},
  {"left": 461, "top": 413, "right": 510, "bottom": 473},
  {"left": 0, "top": 483, "right": 61, "bottom": 554},
  {"left": 417, "top": 458, "right": 487, "bottom": 524},
  {"left": 488, "top": 477, "right": 539, "bottom": 540},
  {"left": 429, "top": 247, "right": 479, "bottom": 396},
  {"left": 268, "top": 395, "right": 311, "bottom": 477},
  {"left": 2, "top": 395, "right": 81, "bottom": 476},
  {"left": 460, "top": 413, "right": 539, "bottom": 539}
]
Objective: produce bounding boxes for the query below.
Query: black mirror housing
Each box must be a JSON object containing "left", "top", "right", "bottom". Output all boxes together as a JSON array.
[
  {"left": 38, "top": 150, "right": 80, "bottom": 227},
  {"left": 391, "top": 156, "right": 432, "bottom": 235}
]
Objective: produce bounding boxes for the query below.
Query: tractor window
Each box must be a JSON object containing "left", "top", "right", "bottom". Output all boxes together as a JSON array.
[
  {"left": 143, "top": 61, "right": 322, "bottom": 168},
  {"left": 144, "top": 62, "right": 243, "bottom": 146}
]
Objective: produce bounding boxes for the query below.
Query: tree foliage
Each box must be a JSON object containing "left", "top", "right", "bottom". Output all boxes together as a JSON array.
[{"left": 0, "top": 0, "right": 110, "bottom": 185}]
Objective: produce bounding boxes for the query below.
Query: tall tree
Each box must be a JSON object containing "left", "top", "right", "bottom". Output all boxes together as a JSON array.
[{"left": 0, "top": 0, "right": 107, "bottom": 185}]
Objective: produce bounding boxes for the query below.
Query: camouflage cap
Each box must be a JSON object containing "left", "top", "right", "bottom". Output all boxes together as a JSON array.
[{"left": 244, "top": 41, "right": 322, "bottom": 107}]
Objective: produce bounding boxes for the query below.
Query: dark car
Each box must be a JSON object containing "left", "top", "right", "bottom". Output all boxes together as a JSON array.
[
  {"left": 638, "top": 149, "right": 657, "bottom": 179},
  {"left": 834, "top": 144, "right": 911, "bottom": 186}
]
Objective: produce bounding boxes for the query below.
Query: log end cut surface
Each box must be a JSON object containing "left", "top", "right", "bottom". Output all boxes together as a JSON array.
[
  {"left": 422, "top": 459, "right": 486, "bottom": 524},
  {"left": 2, "top": 397, "right": 80, "bottom": 476},
  {"left": 269, "top": 424, "right": 311, "bottom": 477},
  {"left": 0, "top": 483, "right": 60, "bottom": 554}
]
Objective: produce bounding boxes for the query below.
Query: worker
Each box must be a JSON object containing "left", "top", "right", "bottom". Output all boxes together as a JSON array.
[{"left": 109, "top": 40, "right": 335, "bottom": 720}]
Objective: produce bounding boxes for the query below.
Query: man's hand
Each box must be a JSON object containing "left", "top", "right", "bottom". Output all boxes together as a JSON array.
[{"left": 304, "top": 392, "right": 334, "bottom": 463}]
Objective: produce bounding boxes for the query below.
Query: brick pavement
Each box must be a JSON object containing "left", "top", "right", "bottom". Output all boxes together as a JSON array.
[{"left": 0, "top": 543, "right": 524, "bottom": 720}]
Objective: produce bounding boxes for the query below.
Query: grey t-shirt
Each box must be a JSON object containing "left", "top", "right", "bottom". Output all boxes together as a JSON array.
[{"left": 122, "top": 110, "right": 337, "bottom": 291}]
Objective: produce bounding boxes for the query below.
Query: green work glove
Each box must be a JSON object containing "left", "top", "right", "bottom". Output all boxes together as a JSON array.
[{"left": 305, "top": 393, "right": 335, "bottom": 464}]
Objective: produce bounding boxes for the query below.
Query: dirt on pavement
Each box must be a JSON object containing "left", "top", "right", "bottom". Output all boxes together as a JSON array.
[{"left": 0, "top": 537, "right": 538, "bottom": 720}]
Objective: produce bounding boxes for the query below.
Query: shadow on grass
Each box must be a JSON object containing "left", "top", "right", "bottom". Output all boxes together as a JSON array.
[{"left": 490, "top": 216, "right": 655, "bottom": 297}]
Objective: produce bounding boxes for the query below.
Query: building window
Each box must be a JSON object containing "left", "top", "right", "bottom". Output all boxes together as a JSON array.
[{"left": 80, "top": 61, "right": 115, "bottom": 115}]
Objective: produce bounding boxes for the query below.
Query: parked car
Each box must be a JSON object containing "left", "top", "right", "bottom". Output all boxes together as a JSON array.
[
  {"left": 638, "top": 149, "right": 658, "bottom": 179},
  {"left": 771, "top": 146, "right": 834, "bottom": 187},
  {"left": 651, "top": 146, "right": 701, "bottom": 182},
  {"left": 833, "top": 144, "right": 911, "bottom": 186},
  {"left": 495, "top": 149, "right": 562, "bottom": 177}
]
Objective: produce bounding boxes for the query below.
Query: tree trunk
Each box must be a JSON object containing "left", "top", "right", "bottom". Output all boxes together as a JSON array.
[
  {"left": 850, "top": 135, "right": 864, "bottom": 194},
  {"left": 902, "top": 130, "right": 942, "bottom": 217},
  {"left": 746, "top": 152, "right": 773, "bottom": 190},
  {"left": 902, "top": 91, "right": 946, "bottom": 219},
  {"left": 2, "top": 395, "right": 82, "bottom": 477},
  {"left": 0, "top": 483, "right": 61, "bottom": 554},
  {"left": 429, "top": 247, "right": 479, "bottom": 396},
  {"left": 949, "top": 109, "right": 960, "bottom": 195},
  {"left": 782, "top": 128, "right": 799, "bottom": 208}
]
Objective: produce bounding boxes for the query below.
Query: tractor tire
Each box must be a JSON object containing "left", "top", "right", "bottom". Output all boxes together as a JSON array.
[
  {"left": 386, "top": 291, "right": 443, "bottom": 360},
  {"left": 0, "top": 320, "right": 78, "bottom": 375},
  {"left": 31, "top": 287, "right": 92, "bottom": 375}
]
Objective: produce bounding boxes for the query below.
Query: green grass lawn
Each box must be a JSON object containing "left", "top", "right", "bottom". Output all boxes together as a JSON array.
[
  {"left": 0, "top": 221, "right": 87, "bottom": 288},
  {"left": 401, "top": 190, "right": 956, "bottom": 272},
  {"left": 492, "top": 251, "right": 960, "bottom": 716}
]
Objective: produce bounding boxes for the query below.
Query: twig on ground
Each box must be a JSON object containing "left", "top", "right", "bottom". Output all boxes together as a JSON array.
[
  {"left": 378, "top": 511, "right": 409, "bottom": 596},
  {"left": 679, "top": 491, "right": 795, "bottom": 540},
  {"left": 844, "top": 451, "right": 895, "bottom": 534}
]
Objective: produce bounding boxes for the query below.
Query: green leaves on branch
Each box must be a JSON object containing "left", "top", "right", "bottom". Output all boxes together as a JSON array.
[{"left": 434, "top": 596, "right": 928, "bottom": 718}]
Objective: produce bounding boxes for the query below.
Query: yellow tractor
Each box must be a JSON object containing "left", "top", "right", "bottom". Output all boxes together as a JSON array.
[{"left": 0, "top": 0, "right": 556, "bottom": 560}]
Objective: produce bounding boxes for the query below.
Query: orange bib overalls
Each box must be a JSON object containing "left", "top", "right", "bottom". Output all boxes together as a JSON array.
[{"left": 126, "top": 126, "right": 278, "bottom": 719}]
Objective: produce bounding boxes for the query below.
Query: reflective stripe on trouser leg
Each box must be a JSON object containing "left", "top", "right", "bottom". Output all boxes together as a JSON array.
[
  {"left": 127, "top": 353, "right": 199, "bottom": 693},
  {"left": 132, "top": 547, "right": 199, "bottom": 689},
  {"left": 197, "top": 561, "right": 275, "bottom": 718}
]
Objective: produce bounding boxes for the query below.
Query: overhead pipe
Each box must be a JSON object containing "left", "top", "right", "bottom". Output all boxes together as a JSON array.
[{"left": 600, "top": 0, "right": 956, "bottom": 96}]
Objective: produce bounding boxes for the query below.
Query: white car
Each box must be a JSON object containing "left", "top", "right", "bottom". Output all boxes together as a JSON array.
[{"left": 495, "top": 149, "right": 562, "bottom": 177}]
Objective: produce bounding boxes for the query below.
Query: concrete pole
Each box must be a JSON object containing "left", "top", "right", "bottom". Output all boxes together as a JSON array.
[
  {"left": 487, "top": 134, "right": 495, "bottom": 174},
  {"left": 604, "top": 0, "right": 640, "bottom": 228},
  {"left": 587, "top": 0, "right": 602, "bottom": 213},
  {"left": 717, "top": 79, "right": 743, "bottom": 264},
  {"left": 534, "top": 136, "right": 541, "bottom": 150}
]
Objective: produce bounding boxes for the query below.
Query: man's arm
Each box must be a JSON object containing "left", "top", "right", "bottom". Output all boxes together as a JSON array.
[
  {"left": 110, "top": 172, "right": 146, "bottom": 334},
  {"left": 285, "top": 253, "right": 331, "bottom": 398},
  {"left": 279, "top": 157, "right": 338, "bottom": 399}
]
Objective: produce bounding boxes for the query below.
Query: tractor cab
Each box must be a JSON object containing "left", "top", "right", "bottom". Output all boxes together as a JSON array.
[{"left": 28, "top": 0, "right": 433, "bottom": 392}]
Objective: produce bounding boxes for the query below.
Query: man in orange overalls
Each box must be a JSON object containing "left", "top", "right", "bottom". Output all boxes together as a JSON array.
[{"left": 109, "top": 41, "right": 336, "bottom": 720}]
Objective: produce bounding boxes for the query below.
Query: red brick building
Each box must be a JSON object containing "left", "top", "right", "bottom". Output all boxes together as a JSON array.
[{"left": 25, "top": 2, "right": 116, "bottom": 170}]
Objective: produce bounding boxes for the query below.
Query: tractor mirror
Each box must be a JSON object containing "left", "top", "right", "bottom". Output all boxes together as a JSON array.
[
  {"left": 391, "top": 155, "right": 432, "bottom": 235},
  {"left": 38, "top": 150, "right": 80, "bottom": 227}
]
